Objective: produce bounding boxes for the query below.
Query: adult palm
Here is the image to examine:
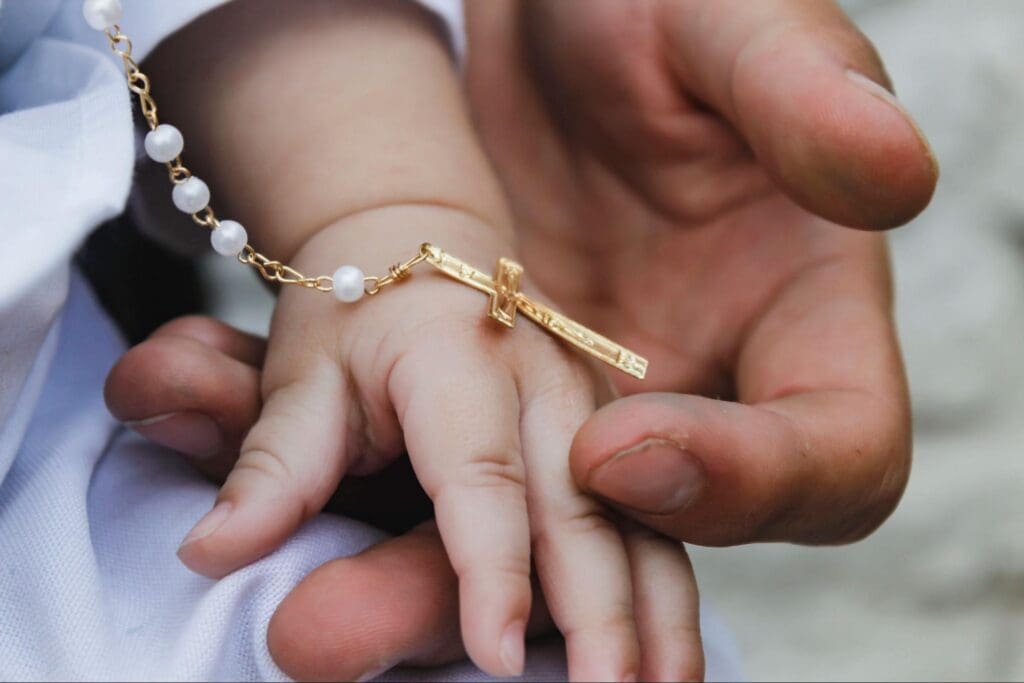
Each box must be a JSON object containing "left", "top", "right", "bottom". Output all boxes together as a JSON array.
[{"left": 466, "top": 0, "right": 937, "bottom": 545}]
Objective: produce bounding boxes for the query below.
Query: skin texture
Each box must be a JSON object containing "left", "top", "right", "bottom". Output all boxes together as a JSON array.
[
  {"left": 107, "top": 0, "right": 937, "bottom": 680},
  {"left": 464, "top": 0, "right": 934, "bottom": 546},
  {"left": 107, "top": 317, "right": 705, "bottom": 682},
  {"left": 131, "top": 1, "right": 703, "bottom": 680}
]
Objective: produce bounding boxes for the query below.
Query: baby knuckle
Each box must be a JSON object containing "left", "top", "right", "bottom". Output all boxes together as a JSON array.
[
  {"left": 462, "top": 559, "right": 532, "bottom": 589},
  {"left": 532, "top": 504, "right": 614, "bottom": 548},
  {"left": 562, "top": 604, "right": 636, "bottom": 643},
  {"left": 456, "top": 453, "right": 527, "bottom": 492},
  {"left": 233, "top": 448, "right": 300, "bottom": 489}
]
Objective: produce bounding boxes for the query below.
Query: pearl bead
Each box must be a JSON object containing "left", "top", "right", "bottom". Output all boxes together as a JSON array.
[
  {"left": 172, "top": 177, "right": 210, "bottom": 214},
  {"left": 210, "top": 220, "right": 248, "bottom": 257},
  {"left": 144, "top": 124, "right": 184, "bottom": 163},
  {"left": 332, "top": 265, "right": 366, "bottom": 303},
  {"left": 82, "top": 0, "right": 123, "bottom": 30}
]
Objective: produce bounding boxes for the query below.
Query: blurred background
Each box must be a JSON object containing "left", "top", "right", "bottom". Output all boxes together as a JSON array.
[
  {"left": 176, "top": 0, "right": 1024, "bottom": 679},
  {"left": 689, "top": 1, "right": 1024, "bottom": 679}
]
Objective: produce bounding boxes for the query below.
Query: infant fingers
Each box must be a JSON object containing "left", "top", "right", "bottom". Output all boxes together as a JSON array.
[
  {"left": 520, "top": 375, "right": 641, "bottom": 683},
  {"left": 624, "top": 526, "right": 704, "bottom": 682},
  {"left": 177, "top": 358, "right": 353, "bottom": 578},
  {"left": 391, "top": 351, "right": 531, "bottom": 678}
]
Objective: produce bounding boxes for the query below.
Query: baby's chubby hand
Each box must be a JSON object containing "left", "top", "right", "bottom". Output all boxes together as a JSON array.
[
  {"left": 126, "top": 0, "right": 701, "bottom": 677},
  {"left": 176, "top": 207, "right": 678, "bottom": 680}
]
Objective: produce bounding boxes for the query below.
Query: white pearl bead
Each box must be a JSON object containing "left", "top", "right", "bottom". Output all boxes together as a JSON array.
[
  {"left": 82, "top": 0, "right": 123, "bottom": 31},
  {"left": 172, "top": 177, "right": 210, "bottom": 214},
  {"left": 144, "top": 124, "right": 184, "bottom": 163},
  {"left": 210, "top": 220, "right": 248, "bottom": 257},
  {"left": 332, "top": 265, "right": 366, "bottom": 303}
]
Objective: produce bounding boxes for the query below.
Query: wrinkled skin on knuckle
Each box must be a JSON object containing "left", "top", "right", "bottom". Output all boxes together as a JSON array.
[
  {"left": 530, "top": 495, "right": 619, "bottom": 557},
  {"left": 564, "top": 605, "right": 637, "bottom": 645},
  {"left": 453, "top": 454, "right": 527, "bottom": 495},
  {"left": 398, "top": 312, "right": 521, "bottom": 376},
  {"left": 226, "top": 448, "right": 336, "bottom": 517}
]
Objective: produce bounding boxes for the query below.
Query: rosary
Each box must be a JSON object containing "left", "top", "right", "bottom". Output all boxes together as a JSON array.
[{"left": 82, "top": 0, "right": 648, "bottom": 380}]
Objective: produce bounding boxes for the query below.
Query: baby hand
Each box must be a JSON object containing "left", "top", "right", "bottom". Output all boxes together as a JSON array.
[
  {"left": 175, "top": 208, "right": 679, "bottom": 680},
  {"left": 119, "top": 0, "right": 700, "bottom": 677}
]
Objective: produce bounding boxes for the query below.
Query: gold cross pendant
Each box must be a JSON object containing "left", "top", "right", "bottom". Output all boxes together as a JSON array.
[{"left": 418, "top": 244, "right": 648, "bottom": 380}]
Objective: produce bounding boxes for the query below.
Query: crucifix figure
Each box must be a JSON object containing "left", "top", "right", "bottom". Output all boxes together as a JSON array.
[{"left": 419, "top": 244, "right": 648, "bottom": 380}]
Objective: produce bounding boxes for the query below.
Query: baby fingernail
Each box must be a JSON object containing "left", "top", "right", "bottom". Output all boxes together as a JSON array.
[
  {"left": 179, "top": 502, "right": 233, "bottom": 549},
  {"left": 127, "top": 411, "right": 223, "bottom": 459},
  {"left": 500, "top": 620, "right": 526, "bottom": 675},
  {"left": 587, "top": 439, "right": 706, "bottom": 514}
]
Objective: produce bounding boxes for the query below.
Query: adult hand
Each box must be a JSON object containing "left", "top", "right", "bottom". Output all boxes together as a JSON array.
[{"left": 465, "top": 0, "right": 936, "bottom": 546}]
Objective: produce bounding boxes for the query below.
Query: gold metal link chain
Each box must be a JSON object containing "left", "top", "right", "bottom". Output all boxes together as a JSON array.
[
  {"left": 99, "top": 20, "right": 647, "bottom": 379},
  {"left": 103, "top": 25, "right": 419, "bottom": 298}
]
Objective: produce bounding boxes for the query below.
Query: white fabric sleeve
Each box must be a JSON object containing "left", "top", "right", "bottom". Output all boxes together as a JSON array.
[{"left": 47, "top": 0, "right": 234, "bottom": 62}]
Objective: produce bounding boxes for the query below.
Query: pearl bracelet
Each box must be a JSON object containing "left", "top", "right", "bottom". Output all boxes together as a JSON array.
[
  {"left": 83, "top": 0, "right": 649, "bottom": 379},
  {"left": 84, "top": 0, "right": 373, "bottom": 302}
]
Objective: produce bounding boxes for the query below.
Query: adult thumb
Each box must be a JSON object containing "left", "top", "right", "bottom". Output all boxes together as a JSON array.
[{"left": 661, "top": 0, "right": 938, "bottom": 228}]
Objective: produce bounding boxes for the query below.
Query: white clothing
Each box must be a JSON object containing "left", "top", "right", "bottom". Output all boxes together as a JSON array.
[{"left": 0, "top": 1, "right": 742, "bottom": 680}]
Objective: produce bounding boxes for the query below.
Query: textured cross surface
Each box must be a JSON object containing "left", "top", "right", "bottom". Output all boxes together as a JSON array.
[
  {"left": 421, "top": 244, "right": 649, "bottom": 380},
  {"left": 489, "top": 258, "right": 523, "bottom": 328}
]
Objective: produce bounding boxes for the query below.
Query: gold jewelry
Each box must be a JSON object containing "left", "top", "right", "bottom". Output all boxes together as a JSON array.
[
  {"left": 91, "top": 5, "right": 648, "bottom": 380},
  {"left": 365, "top": 244, "right": 648, "bottom": 379}
]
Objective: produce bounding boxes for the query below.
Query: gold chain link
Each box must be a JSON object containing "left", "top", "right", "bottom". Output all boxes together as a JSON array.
[
  {"left": 103, "top": 24, "right": 428, "bottom": 299},
  {"left": 362, "top": 246, "right": 431, "bottom": 295},
  {"left": 98, "top": 18, "right": 648, "bottom": 379}
]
